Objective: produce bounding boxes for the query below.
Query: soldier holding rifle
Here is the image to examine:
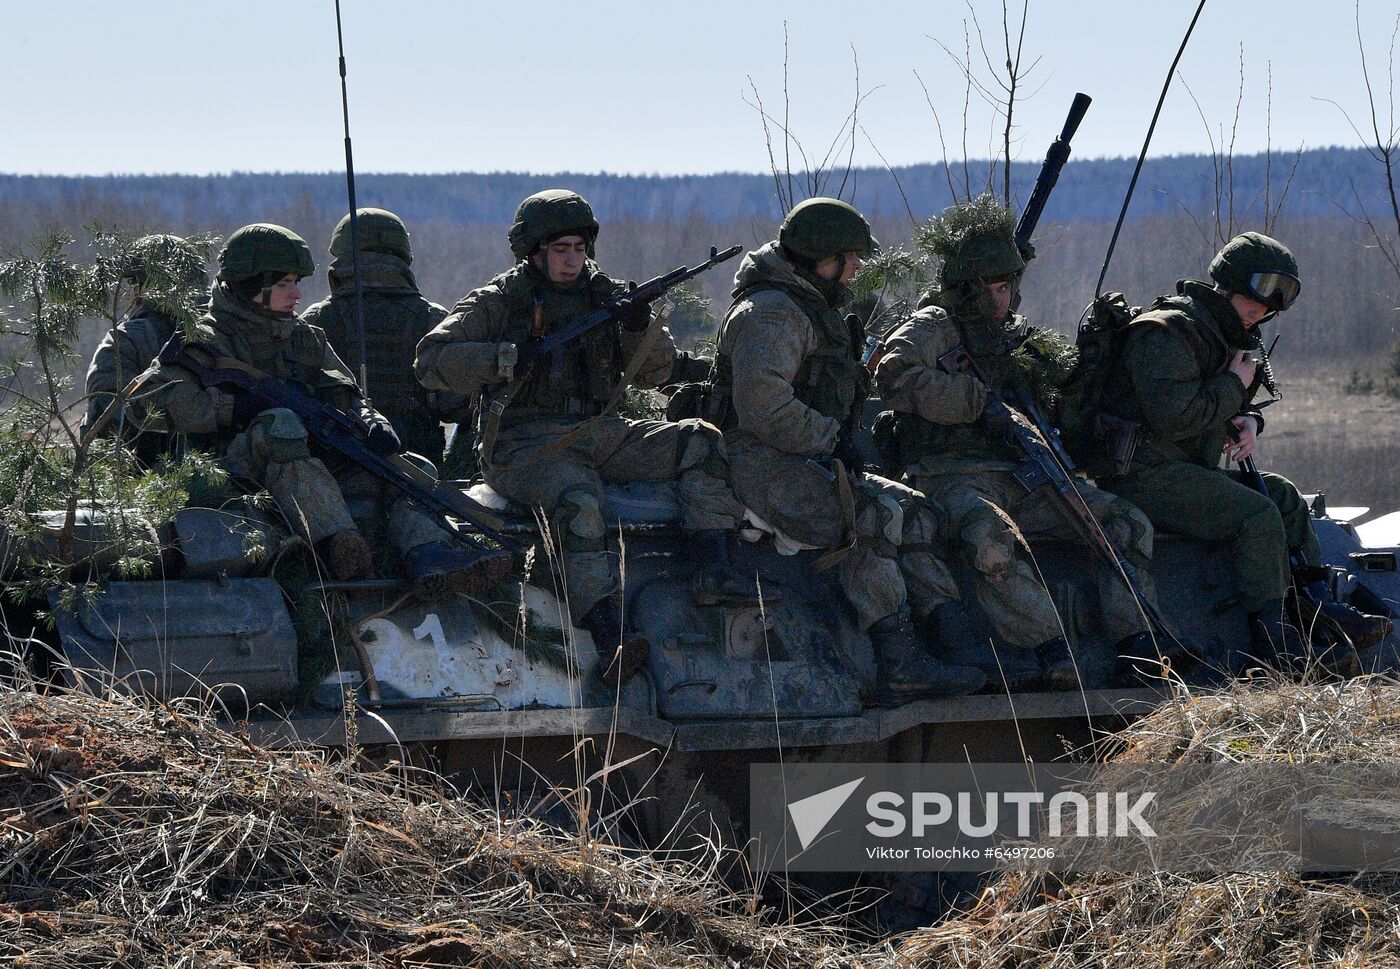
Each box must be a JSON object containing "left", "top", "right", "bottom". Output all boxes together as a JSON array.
[{"left": 414, "top": 190, "right": 746, "bottom": 687}]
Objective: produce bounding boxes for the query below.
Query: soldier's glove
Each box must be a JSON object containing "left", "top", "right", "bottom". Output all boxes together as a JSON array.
[
  {"left": 227, "top": 388, "right": 264, "bottom": 430},
  {"left": 617, "top": 297, "right": 653, "bottom": 333},
  {"left": 365, "top": 421, "right": 401, "bottom": 457},
  {"left": 832, "top": 436, "right": 864, "bottom": 475},
  {"left": 978, "top": 401, "right": 1018, "bottom": 446}
]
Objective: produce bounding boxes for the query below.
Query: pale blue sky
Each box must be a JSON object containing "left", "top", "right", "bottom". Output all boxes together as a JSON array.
[{"left": 2, "top": 0, "right": 1396, "bottom": 175}]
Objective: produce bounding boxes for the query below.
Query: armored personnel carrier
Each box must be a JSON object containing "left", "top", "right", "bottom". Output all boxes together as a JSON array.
[{"left": 29, "top": 451, "right": 1400, "bottom": 878}]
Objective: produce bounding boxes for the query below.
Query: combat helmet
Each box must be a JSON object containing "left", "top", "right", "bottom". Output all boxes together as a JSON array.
[
  {"left": 329, "top": 208, "right": 412, "bottom": 263},
  {"left": 508, "top": 190, "right": 599, "bottom": 261},
  {"left": 1209, "top": 231, "right": 1300, "bottom": 312},
  {"left": 779, "top": 197, "right": 878, "bottom": 261},
  {"left": 121, "top": 234, "right": 209, "bottom": 290},
  {"left": 928, "top": 193, "right": 1025, "bottom": 285},
  {"left": 218, "top": 224, "right": 315, "bottom": 283}
]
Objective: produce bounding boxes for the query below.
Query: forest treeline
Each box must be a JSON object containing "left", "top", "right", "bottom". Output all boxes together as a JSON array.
[{"left": 1, "top": 145, "right": 1397, "bottom": 371}]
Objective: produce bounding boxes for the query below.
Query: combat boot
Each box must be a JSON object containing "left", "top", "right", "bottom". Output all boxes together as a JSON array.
[
  {"left": 1113, "top": 630, "right": 1201, "bottom": 687},
  {"left": 871, "top": 609, "right": 985, "bottom": 705},
  {"left": 319, "top": 528, "right": 374, "bottom": 581},
  {"left": 1314, "top": 599, "right": 1393, "bottom": 651},
  {"left": 1036, "top": 637, "right": 1080, "bottom": 692},
  {"left": 923, "top": 602, "right": 1041, "bottom": 691},
  {"left": 581, "top": 596, "right": 651, "bottom": 689},
  {"left": 404, "top": 541, "right": 517, "bottom": 599}
]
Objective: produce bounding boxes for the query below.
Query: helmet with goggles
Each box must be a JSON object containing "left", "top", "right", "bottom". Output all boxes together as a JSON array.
[{"left": 1209, "top": 231, "right": 1300, "bottom": 312}]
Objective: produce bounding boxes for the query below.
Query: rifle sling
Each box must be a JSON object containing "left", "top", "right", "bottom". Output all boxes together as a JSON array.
[{"left": 811, "top": 457, "right": 857, "bottom": 572}]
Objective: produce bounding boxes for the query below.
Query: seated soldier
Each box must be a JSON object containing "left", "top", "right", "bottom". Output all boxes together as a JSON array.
[
  {"left": 302, "top": 208, "right": 473, "bottom": 468},
  {"left": 875, "top": 195, "right": 1167, "bottom": 689},
  {"left": 148, "top": 223, "right": 504, "bottom": 595},
  {"left": 708, "top": 197, "right": 984, "bottom": 704},
  {"left": 83, "top": 234, "right": 208, "bottom": 466},
  {"left": 414, "top": 190, "right": 746, "bottom": 687},
  {"left": 1088, "top": 231, "right": 1390, "bottom": 667}
]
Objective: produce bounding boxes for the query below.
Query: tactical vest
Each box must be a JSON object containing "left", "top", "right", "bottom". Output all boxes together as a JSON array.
[
  {"left": 1091, "top": 292, "right": 1234, "bottom": 471},
  {"left": 888, "top": 317, "right": 1031, "bottom": 471},
  {"left": 320, "top": 289, "right": 432, "bottom": 411},
  {"left": 711, "top": 280, "right": 866, "bottom": 439},
  {"left": 1103, "top": 294, "right": 1228, "bottom": 424},
  {"left": 208, "top": 310, "right": 359, "bottom": 412},
  {"left": 482, "top": 263, "right": 627, "bottom": 426}
]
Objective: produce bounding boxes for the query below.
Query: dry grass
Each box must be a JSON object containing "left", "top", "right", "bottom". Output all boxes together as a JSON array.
[
  {"left": 0, "top": 684, "right": 889, "bottom": 968},
  {"left": 901, "top": 675, "right": 1400, "bottom": 968}
]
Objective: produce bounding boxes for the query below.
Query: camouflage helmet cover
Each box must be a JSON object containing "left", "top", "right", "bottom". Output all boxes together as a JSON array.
[
  {"left": 778, "top": 197, "right": 877, "bottom": 260},
  {"left": 508, "top": 190, "right": 600, "bottom": 261},
  {"left": 122, "top": 234, "right": 208, "bottom": 289},
  {"left": 1209, "top": 231, "right": 1300, "bottom": 310},
  {"left": 217, "top": 224, "right": 315, "bottom": 282},
  {"left": 927, "top": 193, "right": 1025, "bottom": 284},
  {"left": 329, "top": 208, "right": 412, "bottom": 263}
]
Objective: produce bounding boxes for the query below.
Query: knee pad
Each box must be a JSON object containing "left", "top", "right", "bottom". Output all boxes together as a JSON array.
[
  {"left": 555, "top": 488, "right": 606, "bottom": 553},
  {"left": 675, "top": 419, "right": 730, "bottom": 479},
  {"left": 960, "top": 508, "right": 1015, "bottom": 581},
  {"left": 1110, "top": 503, "right": 1154, "bottom": 566},
  {"left": 855, "top": 491, "right": 904, "bottom": 551},
  {"left": 257, "top": 408, "right": 311, "bottom": 463}
]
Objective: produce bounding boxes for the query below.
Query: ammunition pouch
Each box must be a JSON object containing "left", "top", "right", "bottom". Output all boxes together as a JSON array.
[
  {"left": 1095, "top": 412, "right": 1145, "bottom": 478},
  {"left": 664, "top": 381, "right": 710, "bottom": 422}
]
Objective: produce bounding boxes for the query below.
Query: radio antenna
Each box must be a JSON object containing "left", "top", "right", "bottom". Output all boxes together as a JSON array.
[{"left": 334, "top": 0, "right": 369, "bottom": 399}]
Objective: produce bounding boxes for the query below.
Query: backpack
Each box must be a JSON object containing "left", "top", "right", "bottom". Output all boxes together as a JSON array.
[{"left": 1057, "top": 291, "right": 1140, "bottom": 466}]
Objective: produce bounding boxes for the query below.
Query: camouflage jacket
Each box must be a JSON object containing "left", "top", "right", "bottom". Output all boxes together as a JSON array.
[
  {"left": 875, "top": 293, "right": 1063, "bottom": 477},
  {"left": 83, "top": 300, "right": 178, "bottom": 433},
  {"left": 414, "top": 260, "right": 674, "bottom": 434},
  {"left": 1096, "top": 278, "right": 1261, "bottom": 474},
  {"left": 148, "top": 282, "right": 388, "bottom": 446},
  {"left": 711, "top": 242, "right": 864, "bottom": 458}
]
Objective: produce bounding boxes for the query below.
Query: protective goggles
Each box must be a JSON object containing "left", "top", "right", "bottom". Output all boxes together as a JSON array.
[{"left": 1247, "top": 271, "right": 1300, "bottom": 312}]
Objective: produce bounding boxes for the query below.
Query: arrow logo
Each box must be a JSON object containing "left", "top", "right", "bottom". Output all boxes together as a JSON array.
[{"left": 787, "top": 777, "right": 864, "bottom": 851}]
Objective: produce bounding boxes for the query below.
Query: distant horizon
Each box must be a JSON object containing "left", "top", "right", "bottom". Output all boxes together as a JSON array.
[{"left": 0, "top": 143, "right": 1369, "bottom": 181}]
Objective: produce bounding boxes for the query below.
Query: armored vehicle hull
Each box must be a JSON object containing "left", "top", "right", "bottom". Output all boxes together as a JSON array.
[{"left": 35, "top": 479, "right": 1400, "bottom": 886}]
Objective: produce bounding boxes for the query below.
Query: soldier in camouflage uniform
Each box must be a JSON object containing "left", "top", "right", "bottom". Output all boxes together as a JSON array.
[
  {"left": 414, "top": 190, "right": 746, "bottom": 686},
  {"left": 149, "top": 223, "right": 500, "bottom": 593},
  {"left": 875, "top": 195, "right": 1163, "bottom": 689},
  {"left": 1090, "top": 231, "right": 1390, "bottom": 662},
  {"left": 709, "top": 197, "right": 984, "bottom": 703},
  {"left": 302, "top": 208, "right": 472, "bottom": 468},
  {"left": 83, "top": 234, "right": 208, "bottom": 466}
]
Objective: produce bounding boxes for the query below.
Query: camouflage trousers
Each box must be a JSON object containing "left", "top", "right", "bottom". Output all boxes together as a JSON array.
[
  {"left": 728, "top": 434, "right": 958, "bottom": 630},
  {"left": 912, "top": 468, "right": 1156, "bottom": 649},
  {"left": 223, "top": 408, "right": 442, "bottom": 554},
  {"left": 484, "top": 415, "right": 746, "bottom": 616},
  {"left": 1103, "top": 463, "right": 1320, "bottom": 615}
]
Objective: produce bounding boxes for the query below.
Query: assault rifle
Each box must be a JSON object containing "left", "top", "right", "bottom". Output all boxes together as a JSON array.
[
  {"left": 158, "top": 331, "right": 521, "bottom": 564},
  {"left": 938, "top": 344, "right": 1185, "bottom": 658},
  {"left": 517, "top": 244, "right": 742, "bottom": 376}
]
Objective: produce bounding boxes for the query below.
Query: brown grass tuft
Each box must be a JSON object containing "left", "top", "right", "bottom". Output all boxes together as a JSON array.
[
  {"left": 0, "top": 686, "right": 889, "bottom": 968},
  {"left": 902, "top": 675, "right": 1400, "bottom": 968}
]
